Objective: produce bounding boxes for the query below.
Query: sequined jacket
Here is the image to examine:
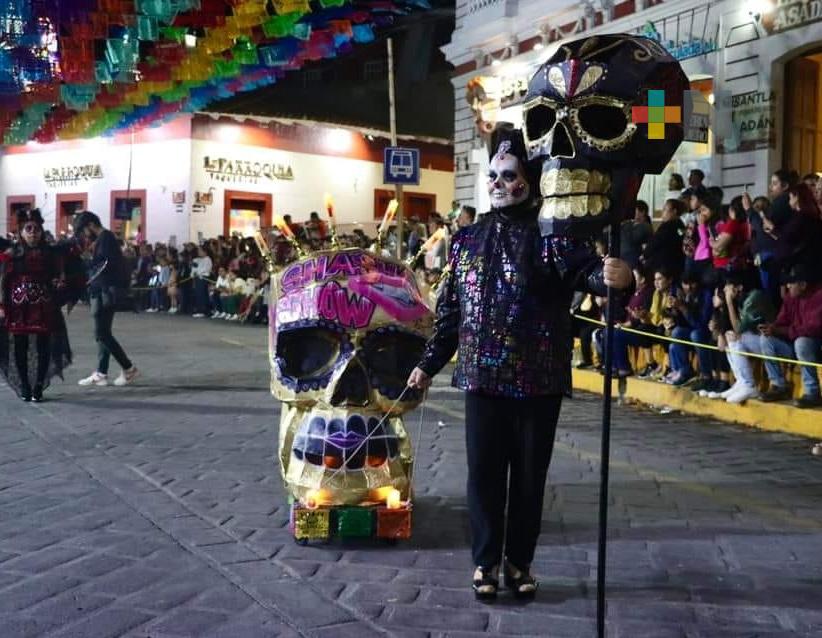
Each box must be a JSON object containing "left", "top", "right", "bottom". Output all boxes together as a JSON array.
[{"left": 417, "top": 204, "right": 614, "bottom": 398}]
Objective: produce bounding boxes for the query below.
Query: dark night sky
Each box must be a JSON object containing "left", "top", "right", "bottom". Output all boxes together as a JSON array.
[{"left": 207, "top": 2, "right": 456, "bottom": 140}]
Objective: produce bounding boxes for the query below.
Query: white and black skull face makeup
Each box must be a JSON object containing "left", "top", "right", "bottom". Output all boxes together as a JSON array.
[
  {"left": 488, "top": 145, "right": 530, "bottom": 209},
  {"left": 21, "top": 222, "right": 43, "bottom": 247}
]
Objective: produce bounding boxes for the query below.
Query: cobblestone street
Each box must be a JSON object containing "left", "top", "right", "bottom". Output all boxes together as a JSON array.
[{"left": 1, "top": 309, "right": 822, "bottom": 637}]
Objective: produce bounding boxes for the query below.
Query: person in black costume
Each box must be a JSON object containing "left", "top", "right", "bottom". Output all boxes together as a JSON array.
[{"left": 0, "top": 209, "right": 82, "bottom": 401}]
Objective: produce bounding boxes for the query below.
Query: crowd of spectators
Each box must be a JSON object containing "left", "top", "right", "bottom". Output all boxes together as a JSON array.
[{"left": 573, "top": 167, "right": 822, "bottom": 410}]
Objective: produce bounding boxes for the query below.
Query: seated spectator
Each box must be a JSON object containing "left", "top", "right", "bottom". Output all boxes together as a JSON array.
[
  {"left": 666, "top": 272, "right": 713, "bottom": 387},
  {"left": 210, "top": 267, "right": 229, "bottom": 318},
  {"left": 572, "top": 292, "right": 602, "bottom": 369},
  {"left": 216, "top": 271, "right": 241, "bottom": 320},
  {"left": 642, "top": 198, "right": 685, "bottom": 280},
  {"left": 722, "top": 273, "right": 777, "bottom": 404},
  {"left": 611, "top": 266, "right": 655, "bottom": 378},
  {"left": 755, "top": 265, "right": 822, "bottom": 408},
  {"left": 769, "top": 183, "right": 822, "bottom": 283}
]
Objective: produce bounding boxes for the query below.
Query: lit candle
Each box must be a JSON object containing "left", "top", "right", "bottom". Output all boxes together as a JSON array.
[
  {"left": 378, "top": 199, "right": 399, "bottom": 236},
  {"left": 305, "top": 489, "right": 321, "bottom": 509},
  {"left": 386, "top": 488, "right": 402, "bottom": 510},
  {"left": 272, "top": 215, "right": 294, "bottom": 239},
  {"left": 324, "top": 193, "right": 334, "bottom": 219},
  {"left": 419, "top": 227, "right": 446, "bottom": 254}
]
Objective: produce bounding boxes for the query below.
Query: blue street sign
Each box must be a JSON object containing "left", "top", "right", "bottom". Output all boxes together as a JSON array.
[{"left": 383, "top": 146, "right": 420, "bottom": 185}]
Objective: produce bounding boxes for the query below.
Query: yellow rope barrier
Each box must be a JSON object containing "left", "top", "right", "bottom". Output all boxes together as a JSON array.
[{"left": 573, "top": 313, "right": 822, "bottom": 370}]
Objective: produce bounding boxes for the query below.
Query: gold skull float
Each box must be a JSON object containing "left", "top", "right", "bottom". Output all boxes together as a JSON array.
[{"left": 269, "top": 247, "right": 434, "bottom": 509}]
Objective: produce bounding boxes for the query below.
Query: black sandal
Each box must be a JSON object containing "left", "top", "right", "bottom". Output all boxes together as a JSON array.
[
  {"left": 472, "top": 565, "right": 498, "bottom": 603},
  {"left": 504, "top": 560, "right": 537, "bottom": 601}
]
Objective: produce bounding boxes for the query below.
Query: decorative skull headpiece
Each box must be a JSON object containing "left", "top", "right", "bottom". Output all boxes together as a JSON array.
[
  {"left": 522, "top": 34, "right": 688, "bottom": 236},
  {"left": 270, "top": 248, "right": 433, "bottom": 507}
]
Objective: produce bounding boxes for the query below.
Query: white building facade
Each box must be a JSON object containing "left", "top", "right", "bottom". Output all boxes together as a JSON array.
[
  {"left": 444, "top": 0, "right": 822, "bottom": 213},
  {"left": 1, "top": 114, "right": 454, "bottom": 243}
]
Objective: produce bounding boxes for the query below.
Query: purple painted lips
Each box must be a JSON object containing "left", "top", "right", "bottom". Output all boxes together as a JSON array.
[{"left": 293, "top": 414, "right": 400, "bottom": 470}]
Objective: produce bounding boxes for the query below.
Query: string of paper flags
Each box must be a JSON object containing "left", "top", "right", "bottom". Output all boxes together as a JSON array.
[{"left": 0, "top": 0, "right": 430, "bottom": 145}]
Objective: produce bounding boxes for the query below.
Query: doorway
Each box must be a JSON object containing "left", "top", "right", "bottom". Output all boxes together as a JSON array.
[
  {"left": 6, "top": 195, "right": 36, "bottom": 237},
  {"left": 110, "top": 189, "right": 147, "bottom": 242},
  {"left": 224, "top": 190, "right": 272, "bottom": 237},
  {"left": 55, "top": 193, "right": 88, "bottom": 239},
  {"left": 783, "top": 51, "right": 822, "bottom": 175}
]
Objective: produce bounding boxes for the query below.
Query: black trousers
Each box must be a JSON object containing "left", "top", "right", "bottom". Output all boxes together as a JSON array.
[
  {"left": 13, "top": 333, "right": 50, "bottom": 388},
  {"left": 91, "top": 293, "right": 132, "bottom": 375},
  {"left": 465, "top": 392, "right": 562, "bottom": 570}
]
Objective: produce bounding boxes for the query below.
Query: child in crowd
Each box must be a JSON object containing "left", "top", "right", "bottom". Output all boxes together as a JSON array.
[
  {"left": 210, "top": 267, "right": 229, "bottom": 318},
  {"left": 665, "top": 272, "right": 713, "bottom": 387}
]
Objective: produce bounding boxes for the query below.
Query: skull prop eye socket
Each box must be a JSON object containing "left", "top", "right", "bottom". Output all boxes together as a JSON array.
[
  {"left": 571, "top": 97, "right": 636, "bottom": 151},
  {"left": 362, "top": 328, "right": 427, "bottom": 400},
  {"left": 277, "top": 326, "right": 342, "bottom": 380},
  {"left": 524, "top": 101, "right": 557, "bottom": 142}
]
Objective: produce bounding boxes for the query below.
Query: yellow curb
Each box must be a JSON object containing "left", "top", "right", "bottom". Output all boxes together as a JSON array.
[{"left": 573, "top": 369, "right": 822, "bottom": 439}]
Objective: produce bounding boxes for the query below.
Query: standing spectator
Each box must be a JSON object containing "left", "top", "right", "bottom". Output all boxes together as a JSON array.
[
  {"left": 134, "top": 243, "right": 154, "bottom": 311},
  {"left": 407, "top": 218, "right": 423, "bottom": 256},
  {"left": 665, "top": 173, "right": 686, "bottom": 202},
  {"left": 191, "top": 245, "right": 213, "bottom": 318},
  {"left": 73, "top": 211, "right": 139, "bottom": 387},
  {"left": 743, "top": 192, "right": 779, "bottom": 307},
  {"left": 769, "top": 183, "right": 822, "bottom": 283},
  {"left": 457, "top": 206, "right": 477, "bottom": 229},
  {"left": 177, "top": 252, "right": 193, "bottom": 314},
  {"left": 689, "top": 196, "right": 717, "bottom": 286},
  {"left": 681, "top": 168, "right": 707, "bottom": 201},
  {"left": 617, "top": 200, "right": 653, "bottom": 268},
  {"left": 742, "top": 265, "right": 822, "bottom": 406},
  {"left": 424, "top": 215, "right": 448, "bottom": 270},
  {"left": 710, "top": 195, "right": 751, "bottom": 279},
  {"left": 643, "top": 198, "right": 685, "bottom": 280}
]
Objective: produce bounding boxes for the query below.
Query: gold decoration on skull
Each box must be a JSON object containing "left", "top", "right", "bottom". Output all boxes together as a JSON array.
[{"left": 268, "top": 247, "right": 434, "bottom": 507}]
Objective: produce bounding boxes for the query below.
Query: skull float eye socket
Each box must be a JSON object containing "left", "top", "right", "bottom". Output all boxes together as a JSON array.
[
  {"left": 363, "top": 330, "right": 427, "bottom": 400},
  {"left": 278, "top": 327, "right": 340, "bottom": 379}
]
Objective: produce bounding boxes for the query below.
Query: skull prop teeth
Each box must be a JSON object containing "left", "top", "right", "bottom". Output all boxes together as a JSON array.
[
  {"left": 270, "top": 248, "right": 434, "bottom": 507},
  {"left": 522, "top": 34, "right": 688, "bottom": 236}
]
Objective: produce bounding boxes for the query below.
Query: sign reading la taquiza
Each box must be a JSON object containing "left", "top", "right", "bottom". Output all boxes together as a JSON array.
[
  {"left": 204, "top": 157, "right": 294, "bottom": 183},
  {"left": 44, "top": 164, "right": 103, "bottom": 186}
]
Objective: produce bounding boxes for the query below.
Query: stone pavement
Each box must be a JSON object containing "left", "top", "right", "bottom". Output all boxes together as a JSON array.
[{"left": 1, "top": 308, "right": 822, "bottom": 638}]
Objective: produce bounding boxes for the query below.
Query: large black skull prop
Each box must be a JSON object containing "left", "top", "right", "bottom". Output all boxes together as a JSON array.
[{"left": 522, "top": 34, "right": 688, "bottom": 236}]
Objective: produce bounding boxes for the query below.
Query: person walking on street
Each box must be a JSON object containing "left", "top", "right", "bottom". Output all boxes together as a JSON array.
[{"left": 73, "top": 212, "right": 139, "bottom": 387}]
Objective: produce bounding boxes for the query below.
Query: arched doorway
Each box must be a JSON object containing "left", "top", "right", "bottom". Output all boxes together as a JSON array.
[{"left": 783, "top": 49, "right": 822, "bottom": 176}]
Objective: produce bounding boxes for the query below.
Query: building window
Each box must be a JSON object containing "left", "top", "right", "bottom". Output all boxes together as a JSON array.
[{"left": 363, "top": 59, "right": 386, "bottom": 82}]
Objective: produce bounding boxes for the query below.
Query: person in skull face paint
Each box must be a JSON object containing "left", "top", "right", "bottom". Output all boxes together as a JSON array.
[
  {"left": 0, "top": 209, "right": 82, "bottom": 401},
  {"left": 407, "top": 125, "right": 633, "bottom": 602}
]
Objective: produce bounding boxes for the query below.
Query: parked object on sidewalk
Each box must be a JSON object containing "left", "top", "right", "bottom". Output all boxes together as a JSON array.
[{"left": 259, "top": 239, "right": 433, "bottom": 544}]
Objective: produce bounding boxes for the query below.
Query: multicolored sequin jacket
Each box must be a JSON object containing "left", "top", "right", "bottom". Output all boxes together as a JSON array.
[{"left": 417, "top": 204, "right": 613, "bottom": 398}]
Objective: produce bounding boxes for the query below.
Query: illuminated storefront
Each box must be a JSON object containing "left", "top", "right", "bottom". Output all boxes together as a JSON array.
[{"left": 0, "top": 115, "right": 454, "bottom": 241}]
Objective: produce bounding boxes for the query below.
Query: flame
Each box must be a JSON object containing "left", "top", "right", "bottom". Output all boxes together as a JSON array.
[
  {"left": 386, "top": 488, "right": 402, "bottom": 510},
  {"left": 420, "top": 228, "right": 446, "bottom": 254},
  {"left": 324, "top": 193, "right": 334, "bottom": 218},
  {"left": 305, "top": 489, "right": 324, "bottom": 509},
  {"left": 378, "top": 199, "right": 399, "bottom": 236},
  {"left": 272, "top": 215, "right": 294, "bottom": 239}
]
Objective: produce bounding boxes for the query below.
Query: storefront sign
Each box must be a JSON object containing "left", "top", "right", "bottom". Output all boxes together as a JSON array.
[
  {"left": 639, "top": 21, "right": 718, "bottom": 61},
  {"left": 762, "top": 0, "right": 822, "bottom": 33},
  {"left": 44, "top": 164, "right": 103, "bottom": 186},
  {"left": 715, "top": 90, "right": 776, "bottom": 154},
  {"left": 204, "top": 156, "right": 294, "bottom": 183}
]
